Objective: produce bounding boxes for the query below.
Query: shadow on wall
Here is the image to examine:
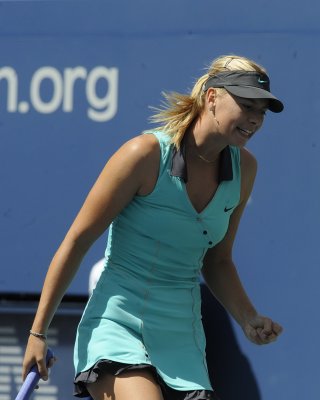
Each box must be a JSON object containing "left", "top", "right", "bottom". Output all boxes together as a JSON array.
[{"left": 201, "top": 284, "right": 261, "bottom": 400}]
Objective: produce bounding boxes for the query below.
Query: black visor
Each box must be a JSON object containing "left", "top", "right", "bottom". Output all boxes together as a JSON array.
[{"left": 203, "top": 71, "right": 284, "bottom": 113}]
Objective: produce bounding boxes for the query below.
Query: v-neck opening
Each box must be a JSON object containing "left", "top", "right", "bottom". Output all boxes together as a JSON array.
[{"left": 182, "top": 181, "right": 223, "bottom": 215}]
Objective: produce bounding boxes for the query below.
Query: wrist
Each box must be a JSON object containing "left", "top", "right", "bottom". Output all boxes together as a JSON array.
[
  {"left": 238, "top": 308, "right": 258, "bottom": 328},
  {"left": 29, "top": 330, "right": 47, "bottom": 340}
]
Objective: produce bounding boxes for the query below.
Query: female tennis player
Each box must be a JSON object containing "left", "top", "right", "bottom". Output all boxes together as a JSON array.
[{"left": 22, "top": 54, "right": 283, "bottom": 400}]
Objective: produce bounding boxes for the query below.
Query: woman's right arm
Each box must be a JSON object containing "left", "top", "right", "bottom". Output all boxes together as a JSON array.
[{"left": 22, "top": 133, "right": 160, "bottom": 381}]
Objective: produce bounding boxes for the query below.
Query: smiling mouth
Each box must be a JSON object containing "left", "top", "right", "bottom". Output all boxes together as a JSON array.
[{"left": 237, "top": 127, "right": 253, "bottom": 138}]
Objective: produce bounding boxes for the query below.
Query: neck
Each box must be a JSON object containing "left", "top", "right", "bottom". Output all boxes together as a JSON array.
[{"left": 185, "top": 124, "right": 226, "bottom": 164}]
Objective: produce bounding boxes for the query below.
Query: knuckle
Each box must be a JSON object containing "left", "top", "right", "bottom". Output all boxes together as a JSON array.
[{"left": 36, "top": 356, "right": 44, "bottom": 364}]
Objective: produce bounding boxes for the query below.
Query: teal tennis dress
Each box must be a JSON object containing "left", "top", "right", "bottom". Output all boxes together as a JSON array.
[{"left": 74, "top": 131, "right": 241, "bottom": 397}]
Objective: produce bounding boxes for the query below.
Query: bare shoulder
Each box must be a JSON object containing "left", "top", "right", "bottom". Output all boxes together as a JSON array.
[
  {"left": 239, "top": 147, "right": 258, "bottom": 202},
  {"left": 240, "top": 147, "right": 257, "bottom": 178},
  {"left": 240, "top": 147, "right": 257, "bottom": 170},
  {"left": 109, "top": 133, "right": 160, "bottom": 195},
  {"left": 115, "top": 132, "right": 160, "bottom": 163}
]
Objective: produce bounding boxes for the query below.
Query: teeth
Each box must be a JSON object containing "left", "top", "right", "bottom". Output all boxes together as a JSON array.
[{"left": 238, "top": 127, "right": 252, "bottom": 136}]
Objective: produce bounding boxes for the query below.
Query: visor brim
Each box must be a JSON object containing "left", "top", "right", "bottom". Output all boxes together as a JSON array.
[{"left": 225, "top": 86, "right": 284, "bottom": 113}]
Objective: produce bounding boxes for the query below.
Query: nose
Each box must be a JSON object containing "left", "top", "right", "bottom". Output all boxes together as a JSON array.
[{"left": 248, "top": 110, "right": 264, "bottom": 127}]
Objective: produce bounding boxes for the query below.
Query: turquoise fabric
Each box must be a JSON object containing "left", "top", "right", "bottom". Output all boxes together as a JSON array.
[{"left": 74, "top": 131, "right": 241, "bottom": 391}]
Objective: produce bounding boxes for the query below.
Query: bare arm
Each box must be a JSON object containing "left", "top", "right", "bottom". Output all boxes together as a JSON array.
[
  {"left": 22, "top": 133, "right": 160, "bottom": 380},
  {"left": 202, "top": 148, "right": 283, "bottom": 345}
]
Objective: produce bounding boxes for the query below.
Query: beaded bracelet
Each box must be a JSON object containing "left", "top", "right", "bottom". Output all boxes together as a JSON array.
[{"left": 29, "top": 330, "right": 47, "bottom": 340}]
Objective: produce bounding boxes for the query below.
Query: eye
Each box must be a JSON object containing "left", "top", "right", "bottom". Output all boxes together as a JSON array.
[
  {"left": 241, "top": 101, "right": 267, "bottom": 117},
  {"left": 239, "top": 101, "right": 252, "bottom": 111},
  {"left": 255, "top": 107, "right": 267, "bottom": 117}
]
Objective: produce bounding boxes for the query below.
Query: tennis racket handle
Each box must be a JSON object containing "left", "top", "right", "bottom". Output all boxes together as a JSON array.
[{"left": 16, "top": 348, "right": 54, "bottom": 400}]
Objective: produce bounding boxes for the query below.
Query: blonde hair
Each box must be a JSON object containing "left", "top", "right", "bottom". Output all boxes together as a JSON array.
[{"left": 150, "top": 54, "right": 267, "bottom": 148}]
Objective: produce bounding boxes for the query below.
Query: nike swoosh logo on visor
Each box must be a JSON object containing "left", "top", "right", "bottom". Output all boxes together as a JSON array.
[{"left": 258, "top": 78, "right": 268, "bottom": 84}]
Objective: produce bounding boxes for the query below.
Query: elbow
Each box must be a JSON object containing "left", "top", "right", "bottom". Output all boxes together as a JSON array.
[
  {"left": 64, "top": 228, "right": 97, "bottom": 256},
  {"left": 201, "top": 263, "right": 214, "bottom": 286},
  {"left": 201, "top": 255, "right": 233, "bottom": 283}
]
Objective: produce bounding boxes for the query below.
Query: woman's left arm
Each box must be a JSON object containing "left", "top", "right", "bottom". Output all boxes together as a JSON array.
[{"left": 201, "top": 148, "right": 283, "bottom": 345}]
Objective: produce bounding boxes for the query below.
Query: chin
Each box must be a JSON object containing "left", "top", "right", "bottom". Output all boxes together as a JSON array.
[{"left": 229, "top": 137, "right": 248, "bottom": 148}]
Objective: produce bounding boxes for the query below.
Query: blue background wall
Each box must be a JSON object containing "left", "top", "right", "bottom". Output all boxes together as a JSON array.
[{"left": 0, "top": 1, "right": 319, "bottom": 399}]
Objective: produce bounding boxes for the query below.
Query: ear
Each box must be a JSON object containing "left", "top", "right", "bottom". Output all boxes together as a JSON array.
[{"left": 206, "top": 88, "right": 216, "bottom": 109}]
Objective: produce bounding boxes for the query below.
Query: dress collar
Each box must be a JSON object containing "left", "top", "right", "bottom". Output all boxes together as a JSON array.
[{"left": 170, "top": 139, "right": 233, "bottom": 183}]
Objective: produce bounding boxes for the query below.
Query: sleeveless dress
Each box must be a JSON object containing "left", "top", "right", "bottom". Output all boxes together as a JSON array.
[{"left": 74, "top": 131, "right": 241, "bottom": 394}]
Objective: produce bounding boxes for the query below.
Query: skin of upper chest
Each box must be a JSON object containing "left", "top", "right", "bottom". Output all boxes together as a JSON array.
[{"left": 185, "top": 161, "right": 220, "bottom": 214}]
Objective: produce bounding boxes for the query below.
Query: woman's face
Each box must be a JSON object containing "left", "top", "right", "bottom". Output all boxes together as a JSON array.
[{"left": 209, "top": 90, "right": 268, "bottom": 147}]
